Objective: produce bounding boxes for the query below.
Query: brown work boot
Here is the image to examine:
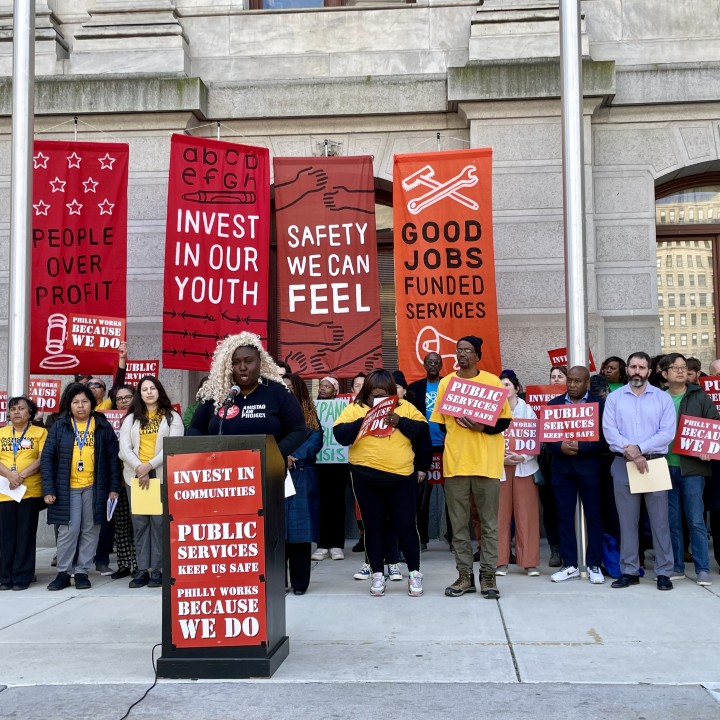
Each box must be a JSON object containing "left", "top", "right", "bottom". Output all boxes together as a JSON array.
[
  {"left": 444, "top": 571, "right": 476, "bottom": 597},
  {"left": 480, "top": 573, "right": 500, "bottom": 599}
]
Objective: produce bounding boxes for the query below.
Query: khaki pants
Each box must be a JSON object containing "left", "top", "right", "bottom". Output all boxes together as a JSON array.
[{"left": 444, "top": 475, "right": 500, "bottom": 576}]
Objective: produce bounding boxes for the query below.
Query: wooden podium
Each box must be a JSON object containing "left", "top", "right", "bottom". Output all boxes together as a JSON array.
[{"left": 157, "top": 435, "right": 289, "bottom": 679}]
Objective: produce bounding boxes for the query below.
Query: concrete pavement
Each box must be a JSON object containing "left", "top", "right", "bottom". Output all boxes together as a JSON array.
[{"left": 1, "top": 542, "right": 719, "bottom": 718}]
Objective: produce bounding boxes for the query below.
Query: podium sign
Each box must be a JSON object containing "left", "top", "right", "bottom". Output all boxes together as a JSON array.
[{"left": 158, "top": 435, "right": 288, "bottom": 678}]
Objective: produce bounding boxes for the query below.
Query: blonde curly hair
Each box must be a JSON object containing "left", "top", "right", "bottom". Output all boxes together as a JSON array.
[{"left": 198, "top": 332, "right": 286, "bottom": 410}]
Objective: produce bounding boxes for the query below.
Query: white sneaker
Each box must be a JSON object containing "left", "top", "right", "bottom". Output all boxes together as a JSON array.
[
  {"left": 697, "top": 571, "right": 712, "bottom": 586},
  {"left": 353, "top": 563, "right": 372, "bottom": 580},
  {"left": 387, "top": 563, "right": 403, "bottom": 581},
  {"left": 311, "top": 548, "right": 329, "bottom": 561},
  {"left": 495, "top": 565, "right": 509, "bottom": 576},
  {"left": 370, "top": 572, "right": 386, "bottom": 596},
  {"left": 330, "top": 547, "right": 345, "bottom": 561},
  {"left": 588, "top": 566, "right": 605, "bottom": 584},
  {"left": 408, "top": 570, "right": 424, "bottom": 597},
  {"left": 551, "top": 565, "right": 579, "bottom": 583},
  {"left": 526, "top": 567, "right": 540, "bottom": 577}
]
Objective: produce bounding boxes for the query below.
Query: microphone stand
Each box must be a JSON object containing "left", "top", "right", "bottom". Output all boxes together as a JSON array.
[{"left": 218, "top": 396, "right": 234, "bottom": 436}]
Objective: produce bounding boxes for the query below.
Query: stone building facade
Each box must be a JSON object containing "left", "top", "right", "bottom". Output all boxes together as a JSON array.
[{"left": 1, "top": 0, "right": 720, "bottom": 399}]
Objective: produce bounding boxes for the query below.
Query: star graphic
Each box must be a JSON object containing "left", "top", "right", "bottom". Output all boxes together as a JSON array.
[
  {"left": 66, "top": 199, "right": 83, "bottom": 215},
  {"left": 33, "top": 200, "right": 50, "bottom": 216},
  {"left": 67, "top": 152, "right": 82, "bottom": 169},
  {"left": 49, "top": 177, "right": 66, "bottom": 193},
  {"left": 98, "top": 153, "right": 116, "bottom": 170},
  {"left": 83, "top": 177, "right": 99, "bottom": 193},
  {"left": 98, "top": 198, "right": 114, "bottom": 216},
  {"left": 33, "top": 152, "right": 49, "bottom": 169}
]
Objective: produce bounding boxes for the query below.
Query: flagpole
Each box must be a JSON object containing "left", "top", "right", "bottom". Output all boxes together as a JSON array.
[{"left": 8, "top": 0, "right": 36, "bottom": 396}]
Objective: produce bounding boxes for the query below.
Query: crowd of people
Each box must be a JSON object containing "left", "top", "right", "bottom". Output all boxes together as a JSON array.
[{"left": 1, "top": 334, "right": 719, "bottom": 601}]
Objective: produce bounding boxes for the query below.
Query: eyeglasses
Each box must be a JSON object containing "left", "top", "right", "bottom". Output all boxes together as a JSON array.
[
  {"left": 456, "top": 347, "right": 477, "bottom": 355},
  {"left": 88, "top": 383, "right": 105, "bottom": 389},
  {"left": 667, "top": 365, "right": 687, "bottom": 372},
  {"left": 116, "top": 395, "right": 133, "bottom": 402}
]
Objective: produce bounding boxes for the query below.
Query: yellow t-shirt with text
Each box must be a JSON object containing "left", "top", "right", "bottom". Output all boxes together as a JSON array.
[
  {"left": 138, "top": 412, "right": 163, "bottom": 465},
  {"left": 0, "top": 424, "right": 47, "bottom": 501},
  {"left": 70, "top": 418, "right": 96, "bottom": 489}
]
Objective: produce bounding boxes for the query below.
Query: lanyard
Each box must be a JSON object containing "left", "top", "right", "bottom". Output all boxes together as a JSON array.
[
  {"left": 72, "top": 417, "right": 92, "bottom": 457},
  {"left": 12, "top": 423, "right": 30, "bottom": 462}
]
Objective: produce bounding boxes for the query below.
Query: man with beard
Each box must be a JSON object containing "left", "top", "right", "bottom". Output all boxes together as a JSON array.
[
  {"left": 602, "top": 352, "right": 676, "bottom": 590},
  {"left": 431, "top": 336, "right": 511, "bottom": 599}
]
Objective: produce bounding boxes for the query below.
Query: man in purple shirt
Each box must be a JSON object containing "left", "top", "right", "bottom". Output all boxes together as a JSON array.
[{"left": 602, "top": 351, "right": 676, "bottom": 590}]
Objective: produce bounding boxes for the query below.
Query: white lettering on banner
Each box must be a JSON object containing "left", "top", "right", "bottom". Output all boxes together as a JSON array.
[
  {"left": 175, "top": 210, "right": 259, "bottom": 240},
  {"left": 286, "top": 223, "right": 367, "bottom": 248}
]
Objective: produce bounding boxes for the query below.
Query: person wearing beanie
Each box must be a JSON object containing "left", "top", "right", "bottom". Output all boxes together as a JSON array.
[{"left": 431, "top": 335, "right": 511, "bottom": 600}]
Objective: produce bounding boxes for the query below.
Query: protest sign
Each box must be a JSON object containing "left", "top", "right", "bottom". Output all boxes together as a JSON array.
[
  {"left": 547, "top": 347, "right": 596, "bottom": 372},
  {"left": 315, "top": 398, "right": 350, "bottom": 464},
  {"left": 28, "top": 378, "right": 62, "bottom": 413},
  {"left": 436, "top": 377, "right": 508, "bottom": 426},
  {"left": 355, "top": 396, "right": 398, "bottom": 442},
  {"left": 68, "top": 314, "right": 125, "bottom": 353},
  {"left": 538, "top": 402, "right": 600, "bottom": 442},
  {"left": 672, "top": 414, "right": 720, "bottom": 460},
  {"left": 504, "top": 418, "right": 540, "bottom": 455},
  {"left": 524, "top": 384, "right": 567, "bottom": 415}
]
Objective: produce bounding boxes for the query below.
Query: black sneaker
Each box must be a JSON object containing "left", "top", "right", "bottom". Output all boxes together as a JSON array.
[
  {"left": 147, "top": 570, "right": 162, "bottom": 588},
  {"left": 111, "top": 567, "right": 131, "bottom": 580},
  {"left": 74, "top": 573, "right": 92, "bottom": 590},
  {"left": 480, "top": 573, "right": 500, "bottom": 599},
  {"left": 352, "top": 538, "right": 365, "bottom": 553},
  {"left": 444, "top": 571, "right": 476, "bottom": 597},
  {"left": 129, "top": 571, "right": 149, "bottom": 589},
  {"left": 47, "top": 572, "right": 71, "bottom": 591}
]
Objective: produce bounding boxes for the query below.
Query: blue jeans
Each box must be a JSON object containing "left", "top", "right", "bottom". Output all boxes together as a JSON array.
[{"left": 667, "top": 466, "right": 709, "bottom": 574}]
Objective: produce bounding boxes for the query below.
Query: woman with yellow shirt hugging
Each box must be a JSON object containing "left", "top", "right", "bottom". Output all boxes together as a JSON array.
[
  {"left": 0, "top": 396, "right": 47, "bottom": 591},
  {"left": 43, "top": 384, "right": 121, "bottom": 591},
  {"left": 119, "top": 376, "right": 183, "bottom": 589},
  {"left": 333, "top": 370, "right": 430, "bottom": 598}
]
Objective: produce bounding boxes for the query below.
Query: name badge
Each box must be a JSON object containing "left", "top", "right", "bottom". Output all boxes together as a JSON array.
[{"left": 76, "top": 460, "right": 85, "bottom": 473}]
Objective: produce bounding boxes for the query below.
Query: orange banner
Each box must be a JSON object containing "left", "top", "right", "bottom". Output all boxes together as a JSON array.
[{"left": 393, "top": 149, "right": 500, "bottom": 382}]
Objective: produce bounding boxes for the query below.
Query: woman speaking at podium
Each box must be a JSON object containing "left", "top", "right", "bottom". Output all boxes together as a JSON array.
[{"left": 187, "top": 332, "right": 306, "bottom": 461}]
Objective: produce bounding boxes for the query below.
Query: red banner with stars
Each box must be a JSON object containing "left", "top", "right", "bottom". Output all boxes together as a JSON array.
[
  {"left": 31, "top": 141, "right": 128, "bottom": 375},
  {"left": 162, "top": 135, "right": 270, "bottom": 370}
]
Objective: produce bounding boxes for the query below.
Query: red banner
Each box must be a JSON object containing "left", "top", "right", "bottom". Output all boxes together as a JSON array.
[
  {"left": 547, "top": 347, "right": 596, "bottom": 372},
  {"left": 162, "top": 135, "right": 270, "bottom": 370},
  {"left": 28, "top": 378, "right": 62, "bottom": 414},
  {"left": 31, "top": 140, "right": 128, "bottom": 375},
  {"left": 524, "top": 384, "right": 567, "bottom": 415},
  {"left": 700, "top": 376, "right": 720, "bottom": 414},
  {"left": 504, "top": 418, "right": 540, "bottom": 455},
  {"left": 436, "top": 377, "right": 508, "bottom": 426},
  {"left": 273, "top": 157, "right": 382, "bottom": 377},
  {"left": 393, "top": 149, "right": 499, "bottom": 382},
  {"left": 672, "top": 414, "right": 720, "bottom": 459},
  {"left": 0, "top": 391, "right": 6, "bottom": 426},
  {"left": 538, "top": 402, "right": 600, "bottom": 442},
  {"left": 125, "top": 359, "right": 160, "bottom": 386}
]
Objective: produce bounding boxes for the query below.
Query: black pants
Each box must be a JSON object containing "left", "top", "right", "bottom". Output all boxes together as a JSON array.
[
  {"left": 352, "top": 468, "right": 420, "bottom": 574},
  {"left": 709, "top": 511, "right": 720, "bottom": 569},
  {"left": 0, "top": 496, "right": 44, "bottom": 587},
  {"left": 317, "top": 464, "right": 349, "bottom": 549},
  {"left": 286, "top": 541, "right": 311, "bottom": 592}
]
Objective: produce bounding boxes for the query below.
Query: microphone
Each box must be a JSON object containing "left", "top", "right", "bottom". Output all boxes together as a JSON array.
[{"left": 224, "top": 385, "right": 241, "bottom": 405}]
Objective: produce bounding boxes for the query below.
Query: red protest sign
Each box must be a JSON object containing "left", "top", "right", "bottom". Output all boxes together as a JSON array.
[
  {"left": 162, "top": 135, "right": 270, "bottom": 370},
  {"left": 0, "top": 391, "right": 6, "bottom": 426},
  {"left": 166, "top": 450, "right": 263, "bottom": 519},
  {"left": 672, "top": 414, "right": 720, "bottom": 459},
  {"left": 28, "top": 378, "right": 62, "bottom": 413},
  {"left": 68, "top": 314, "right": 125, "bottom": 353},
  {"left": 538, "top": 402, "right": 600, "bottom": 442},
  {"left": 524, "top": 384, "right": 567, "bottom": 414},
  {"left": 355, "top": 396, "right": 398, "bottom": 442},
  {"left": 427, "top": 452, "right": 444, "bottom": 485},
  {"left": 97, "top": 409, "right": 126, "bottom": 439},
  {"left": 504, "top": 418, "right": 540, "bottom": 455},
  {"left": 125, "top": 360, "right": 160, "bottom": 385},
  {"left": 274, "top": 157, "right": 383, "bottom": 377},
  {"left": 436, "top": 377, "right": 509, "bottom": 426},
  {"left": 31, "top": 140, "right": 128, "bottom": 375},
  {"left": 547, "top": 347, "right": 596, "bottom": 372},
  {"left": 700, "top": 376, "right": 720, "bottom": 414}
]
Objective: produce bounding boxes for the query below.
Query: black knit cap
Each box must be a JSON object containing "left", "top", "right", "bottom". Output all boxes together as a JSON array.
[
  {"left": 391, "top": 370, "right": 408, "bottom": 389},
  {"left": 458, "top": 335, "right": 483, "bottom": 357}
]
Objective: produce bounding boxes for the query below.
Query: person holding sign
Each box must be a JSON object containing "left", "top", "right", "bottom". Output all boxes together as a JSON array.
[
  {"left": 602, "top": 352, "right": 677, "bottom": 591},
  {"left": 42, "top": 384, "right": 121, "bottom": 591},
  {"left": 659, "top": 353, "right": 716, "bottom": 586},
  {"left": 0, "top": 397, "right": 47, "bottom": 591},
  {"left": 333, "top": 370, "right": 429, "bottom": 597},
  {"left": 431, "top": 336, "right": 512, "bottom": 600},
  {"left": 496, "top": 373, "right": 540, "bottom": 577},
  {"left": 545, "top": 367, "right": 606, "bottom": 585},
  {"left": 119, "top": 376, "right": 184, "bottom": 589}
]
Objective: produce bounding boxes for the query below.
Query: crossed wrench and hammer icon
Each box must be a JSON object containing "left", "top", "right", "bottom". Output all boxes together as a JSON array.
[{"left": 402, "top": 164, "right": 479, "bottom": 215}]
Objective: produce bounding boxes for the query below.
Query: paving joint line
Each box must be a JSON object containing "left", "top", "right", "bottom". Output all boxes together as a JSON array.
[
  {"left": 496, "top": 599, "right": 521, "bottom": 683},
  {"left": 0, "top": 596, "right": 77, "bottom": 633}
]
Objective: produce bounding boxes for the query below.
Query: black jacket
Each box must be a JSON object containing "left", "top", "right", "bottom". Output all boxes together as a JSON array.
[{"left": 41, "top": 411, "right": 122, "bottom": 525}]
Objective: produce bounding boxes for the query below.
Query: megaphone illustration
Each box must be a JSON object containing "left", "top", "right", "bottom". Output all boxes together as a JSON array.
[{"left": 415, "top": 325, "right": 459, "bottom": 371}]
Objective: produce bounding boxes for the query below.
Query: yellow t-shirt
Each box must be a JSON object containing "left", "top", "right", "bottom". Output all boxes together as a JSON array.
[
  {"left": 96, "top": 397, "right": 112, "bottom": 411},
  {"left": 334, "top": 400, "right": 427, "bottom": 476},
  {"left": 70, "top": 418, "right": 96, "bottom": 489},
  {"left": 0, "top": 424, "right": 47, "bottom": 501},
  {"left": 430, "top": 371, "right": 512, "bottom": 479},
  {"left": 138, "top": 412, "right": 163, "bottom": 465}
]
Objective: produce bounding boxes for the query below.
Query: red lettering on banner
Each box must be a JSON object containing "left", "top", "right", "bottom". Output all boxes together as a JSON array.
[
  {"left": 393, "top": 149, "right": 500, "bottom": 382},
  {"left": 524, "top": 384, "right": 567, "bottom": 415},
  {"left": 436, "top": 377, "right": 509, "bottom": 426},
  {"left": 547, "top": 347, "right": 596, "bottom": 372},
  {"left": 672, "top": 413, "right": 720, "bottom": 460},
  {"left": 31, "top": 141, "right": 128, "bottom": 374},
  {"left": 504, "top": 418, "right": 540, "bottom": 455},
  {"left": 538, "top": 403, "right": 600, "bottom": 442},
  {"left": 162, "top": 136, "right": 270, "bottom": 370},
  {"left": 274, "top": 157, "right": 382, "bottom": 377}
]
